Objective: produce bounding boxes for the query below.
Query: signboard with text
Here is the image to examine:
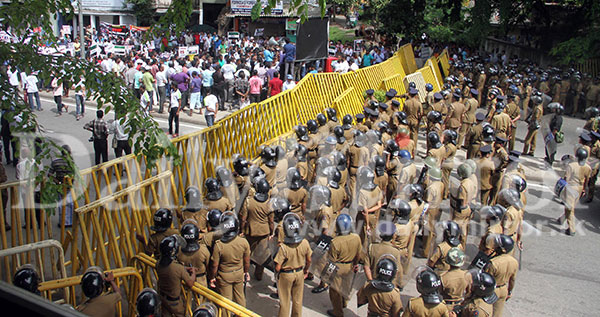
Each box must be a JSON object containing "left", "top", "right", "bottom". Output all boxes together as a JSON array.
[{"left": 230, "top": 0, "right": 283, "bottom": 15}]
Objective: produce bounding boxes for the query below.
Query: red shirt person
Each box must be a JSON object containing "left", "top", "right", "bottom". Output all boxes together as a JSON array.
[{"left": 268, "top": 71, "right": 283, "bottom": 97}]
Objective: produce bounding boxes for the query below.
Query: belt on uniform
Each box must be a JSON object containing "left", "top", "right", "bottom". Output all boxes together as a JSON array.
[
  {"left": 497, "top": 283, "right": 506, "bottom": 287},
  {"left": 350, "top": 165, "right": 359, "bottom": 169},
  {"left": 280, "top": 267, "right": 303, "bottom": 273},
  {"left": 445, "top": 298, "right": 463, "bottom": 304},
  {"left": 160, "top": 293, "right": 180, "bottom": 301},
  {"left": 308, "top": 148, "right": 317, "bottom": 152},
  {"left": 197, "top": 272, "right": 206, "bottom": 277},
  {"left": 220, "top": 267, "right": 243, "bottom": 273},
  {"left": 336, "top": 261, "right": 353, "bottom": 264}
]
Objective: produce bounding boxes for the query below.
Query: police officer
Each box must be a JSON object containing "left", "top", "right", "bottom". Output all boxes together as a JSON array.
[
  {"left": 522, "top": 94, "right": 543, "bottom": 156},
  {"left": 445, "top": 91, "right": 466, "bottom": 137},
  {"left": 203, "top": 209, "right": 223, "bottom": 252},
  {"left": 210, "top": 213, "right": 251, "bottom": 306},
  {"left": 279, "top": 167, "right": 308, "bottom": 220},
  {"left": 489, "top": 102, "right": 511, "bottom": 140},
  {"left": 233, "top": 155, "right": 251, "bottom": 203},
  {"left": 356, "top": 166, "right": 384, "bottom": 244},
  {"left": 363, "top": 221, "right": 403, "bottom": 288},
  {"left": 357, "top": 257, "right": 403, "bottom": 316},
  {"left": 397, "top": 128, "right": 416, "bottom": 158},
  {"left": 478, "top": 145, "right": 495, "bottom": 205},
  {"left": 317, "top": 113, "right": 330, "bottom": 141},
  {"left": 386, "top": 141, "right": 402, "bottom": 202},
  {"left": 440, "top": 248, "right": 470, "bottom": 311},
  {"left": 505, "top": 94, "right": 520, "bottom": 151},
  {"left": 325, "top": 166, "right": 348, "bottom": 214},
  {"left": 259, "top": 147, "right": 278, "bottom": 187},
  {"left": 460, "top": 88, "right": 479, "bottom": 147},
  {"left": 78, "top": 267, "right": 123, "bottom": 316},
  {"left": 370, "top": 155, "right": 388, "bottom": 200},
  {"left": 327, "top": 214, "right": 362, "bottom": 317},
  {"left": 274, "top": 213, "right": 312, "bottom": 317},
  {"left": 364, "top": 89, "right": 376, "bottom": 109},
  {"left": 422, "top": 166, "right": 444, "bottom": 258},
  {"left": 388, "top": 198, "right": 413, "bottom": 277},
  {"left": 479, "top": 205, "right": 506, "bottom": 254},
  {"left": 239, "top": 177, "right": 273, "bottom": 281},
  {"left": 442, "top": 130, "right": 458, "bottom": 199},
  {"left": 341, "top": 114, "right": 355, "bottom": 141},
  {"left": 398, "top": 150, "right": 417, "bottom": 193},
  {"left": 427, "top": 132, "right": 445, "bottom": 167},
  {"left": 178, "top": 222, "right": 210, "bottom": 289},
  {"left": 458, "top": 272, "right": 498, "bottom": 317},
  {"left": 404, "top": 88, "right": 423, "bottom": 146},
  {"left": 204, "top": 177, "right": 234, "bottom": 228},
  {"left": 216, "top": 165, "right": 240, "bottom": 209},
  {"left": 489, "top": 137, "right": 509, "bottom": 204},
  {"left": 274, "top": 145, "right": 290, "bottom": 192},
  {"left": 347, "top": 131, "right": 370, "bottom": 198},
  {"left": 355, "top": 113, "right": 369, "bottom": 133},
  {"left": 326, "top": 107, "right": 338, "bottom": 132},
  {"left": 180, "top": 185, "right": 203, "bottom": 224},
  {"left": 557, "top": 147, "right": 591, "bottom": 235},
  {"left": 498, "top": 188, "right": 524, "bottom": 255},
  {"left": 402, "top": 269, "right": 449, "bottom": 316},
  {"left": 13, "top": 264, "right": 40, "bottom": 294},
  {"left": 156, "top": 236, "right": 196, "bottom": 317},
  {"left": 192, "top": 303, "right": 218, "bottom": 317},
  {"left": 136, "top": 288, "right": 160, "bottom": 317},
  {"left": 484, "top": 234, "right": 518, "bottom": 317},
  {"left": 427, "top": 221, "right": 463, "bottom": 274},
  {"left": 333, "top": 126, "right": 349, "bottom": 154},
  {"left": 311, "top": 184, "right": 335, "bottom": 238},
  {"left": 137, "top": 208, "right": 178, "bottom": 257},
  {"left": 466, "top": 113, "right": 487, "bottom": 159}
]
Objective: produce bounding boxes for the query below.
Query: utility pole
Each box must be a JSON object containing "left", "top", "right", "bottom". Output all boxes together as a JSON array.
[{"left": 79, "top": 0, "right": 85, "bottom": 59}]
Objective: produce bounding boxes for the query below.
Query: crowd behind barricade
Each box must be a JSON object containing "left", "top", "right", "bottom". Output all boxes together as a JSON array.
[{"left": 6, "top": 30, "right": 600, "bottom": 316}]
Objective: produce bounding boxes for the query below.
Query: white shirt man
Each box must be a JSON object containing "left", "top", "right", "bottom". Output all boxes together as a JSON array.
[
  {"left": 334, "top": 58, "right": 349, "bottom": 74},
  {"left": 282, "top": 75, "right": 296, "bottom": 92},
  {"left": 101, "top": 57, "right": 114, "bottom": 73},
  {"left": 7, "top": 66, "right": 19, "bottom": 88},
  {"left": 222, "top": 62, "right": 237, "bottom": 81},
  {"left": 156, "top": 69, "right": 167, "bottom": 88},
  {"left": 25, "top": 73, "right": 39, "bottom": 93}
]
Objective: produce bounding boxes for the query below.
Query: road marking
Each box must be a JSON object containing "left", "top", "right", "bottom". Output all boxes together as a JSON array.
[{"left": 40, "top": 98, "right": 202, "bottom": 129}]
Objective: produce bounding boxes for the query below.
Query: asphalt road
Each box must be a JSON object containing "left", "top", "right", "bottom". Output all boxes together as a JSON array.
[{"left": 10, "top": 98, "right": 599, "bottom": 316}]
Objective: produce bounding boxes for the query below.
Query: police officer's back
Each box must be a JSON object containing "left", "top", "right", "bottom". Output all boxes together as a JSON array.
[{"left": 357, "top": 257, "right": 403, "bottom": 317}]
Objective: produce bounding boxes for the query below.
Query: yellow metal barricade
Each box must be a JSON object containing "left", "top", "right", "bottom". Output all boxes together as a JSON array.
[
  {"left": 439, "top": 49, "right": 451, "bottom": 78},
  {"left": 427, "top": 57, "right": 444, "bottom": 91},
  {"left": 38, "top": 266, "right": 143, "bottom": 317},
  {"left": 131, "top": 253, "right": 260, "bottom": 317},
  {"left": 417, "top": 66, "right": 440, "bottom": 95}
]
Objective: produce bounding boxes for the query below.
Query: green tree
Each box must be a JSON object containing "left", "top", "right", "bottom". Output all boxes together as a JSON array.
[
  {"left": 0, "top": 0, "right": 190, "bottom": 212},
  {"left": 124, "top": 0, "right": 157, "bottom": 26}
]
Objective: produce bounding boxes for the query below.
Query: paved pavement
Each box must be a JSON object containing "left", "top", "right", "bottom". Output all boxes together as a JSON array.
[{"left": 9, "top": 98, "right": 600, "bottom": 315}]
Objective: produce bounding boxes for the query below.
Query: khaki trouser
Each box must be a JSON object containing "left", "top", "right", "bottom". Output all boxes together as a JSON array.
[
  {"left": 489, "top": 172, "right": 503, "bottom": 205},
  {"left": 522, "top": 128, "right": 538, "bottom": 155},
  {"left": 480, "top": 189, "right": 491, "bottom": 207},
  {"left": 509, "top": 126, "right": 517, "bottom": 151},
  {"left": 452, "top": 207, "right": 471, "bottom": 249},
  {"left": 423, "top": 208, "right": 441, "bottom": 258},
  {"left": 217, "top": 275, "right": 246, "bottom": 307},
  {"left": 329, "top": 263, "right": 353, "bottom": 317},
  {"left": 278, "top": 270, "right": 304, "bottom": 317},
  {"left": 247, "top": 235, "right": 269, "bottom": 280},
  {"left": 408, "top": 122, "right": 419, "bottom": 146},
  {"left": 160, "top": 296, "right": 185, "bottom": 317},
  {"left": 442, "top": 166, "right": 452, "bottom": 198},
  {"left": 459, "top": 122, "right": 471, "bottom": 147},
  {"left": 493, "top": 284, "right": 509, "bottom": 317},
  {"left": 402, "top": 224, "right": 418, "bottom": 274},
  {"left": 467, "top": 143, "right": 480, "bottom": 159}
]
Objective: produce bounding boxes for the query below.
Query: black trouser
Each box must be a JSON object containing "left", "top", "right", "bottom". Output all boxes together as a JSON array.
[
  {"left": 169, "top": 108, "right": 179, "bottom": 134},
  {"left": 215, "top": 88, "right": 225, "bottom": 109},
  {"left": 158, "top": 86, "right": 166, "bottom": 113},
  {"left": 114, "top": 140, "right": 131, "bottom": 158},
  {"left": 250, "top": 94, "right": 260, "bottom": 104},
  {"left": 93, "top": 139, "right": 108, "bottom": 165},
  {"left": 181, "top": 90, "right": 190, "bottom": 110},
  {"left": 2, "top": 133, "right": 16, "bottom": 164},
  {"left": 54, "top": 95, "right": 63, "bottom": 113}
]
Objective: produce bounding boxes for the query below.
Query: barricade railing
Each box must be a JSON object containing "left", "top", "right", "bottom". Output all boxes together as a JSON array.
[
  {"left": 0, "top": 239, "right": 68, "bottom": 301},
  {"left": 427, "top": 56, "right": 444, "bottom": 92},
  {"left": 130, "top": 253, "right": 261, "bottom": 317},
  {"left": 438, "top": 49, "right": 451, "bottom": 78},
  {"left": 37, "top": 266, "right": 143, "bottom": 317}
]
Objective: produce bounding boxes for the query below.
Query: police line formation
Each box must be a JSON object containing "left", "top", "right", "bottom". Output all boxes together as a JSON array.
[{"left": 11, "top": 59, "right": 600, "bottom": 317}]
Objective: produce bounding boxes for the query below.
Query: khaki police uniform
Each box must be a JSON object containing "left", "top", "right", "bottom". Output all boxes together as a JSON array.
[
  {"left": 490, "top": 112, "right": 511, "bottom": 139},
  {"left": 357, "top": 186, "right": 384, "bottom": 244},
  {"left": 296, "top": 160, "right": 309, "bottom": 181},
  {"left": 393, "top": 221, "right": 414, "bottom": 276},
  {"left": 145, "top": 228, "right": 179, "bottom": 258},
  {"left": 274, "top": 239, "right": 312, "bottom": 317},
  {"left": 428, "top": 147, "right": 446, "bottom": 168},
  {"left": 478, "top": 223, "right": 502, "bottom": 254},
  {"left": 502, "top": 205, "right": 522, "bottom": 256},
  {"left": 559, "top": 79, "right": 570, "bottom": 106},
  {"left": 573, "top": 81, "right": 584, "bottom": 115},
  {"left": 328, "top": 233, "right": 362, "bottom": 317},
  {"left": 178, "top": 244, "right": 210, "bottom": 304},
  {"left": 357, "top": 282, "right": 403, "bottom": 317},
  {"left": 461, "top": 297, "right": 493, "bottom": 317},
  {"left": 212, "top": 236, "right": 251, "bottom": 306},
  {"left": 505, "top": 101, "right": 520, "bottom": 151},
  {"left": 398, "top": 163, "right": 417, "bottom": 189},
  {"left": 387, "top": 156, "right": 402, "bottom": 202},
  {"left": 348, "top": 144, "right": 370, "bottom": 198},
  {"left": 451, "top": 176, "right": 474, "bottom": 249},
  {"left": 478, "top": 156, "right": 495, "bottom": 205},
  {"left": 78, "top": 292, "right": 122, "bottom": 317},
  {"left": 441, "top": 268, "right": 470, "bottom": 311},
  {"left": 330, "top": 184, "right": 348, "bottom": 214},
  {"left": 467, "top": 123, "right": 484, "bottom": 159},
  {"left": 442, "top": 143, "right": 457, "bottom": 199},
  {"left": 477, "top": 73, "right": 486, "bottom": 105},
  {"left": 307, "top": 133, "right": 319, "bottom": 181},
  {"left": 586, "top": 83, "right": 600, "bottom": 109},
  {"left": 317, "top": 205, "right": 336, "bottom": 236},
  {"left": 428, "top": 241, "right": 464, "bottom": 275},
  {"left": 522, "top": 104, "right": 543, "bottom": 155},
  {"left": 489, "top": 146, "right": 509, "bottom": 204},
  {"left": 485, "top": 254, "right": 518, "bottom": 317},
  {"left": 363, "top": 241, "right": 403, "bottom": 287},
  {"left": 446, "top": 101, "right": 465, "bottom": 133},
  {"left": 460, "top": 97, "right": 479, "bottom": 147},
  {"left": 279, "top": 187, "right": 308, "bottom": 220},
  {"left": 261, "top": 163, "right": 277, "bottom": 188},
  {"left": 423, "top": 179, "right": 444, "bottom": 258},
  {"left": 157, "top": 260, "right": 194, "bottom": 317},
  {"left": 560, "top": 161, "right": 592, "bottom": 233},
  {"left": 402, "top": 297, "right": 450, "bottom": 317},
  {"left": 239, "top": 196, "right": 273, "bottom": 279},
  {"left": 405, "top": 97, "right": 423, "bottom": 145}
]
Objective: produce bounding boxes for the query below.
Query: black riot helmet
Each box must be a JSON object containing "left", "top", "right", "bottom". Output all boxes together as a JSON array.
[
  {"left": 295, "top": 125, "right": 309, "bottom": 141},
  {"left": 158, "top": 235, "right": 179, "bottom": 266},
  {"left": 354, "top": 130, "right": 367, "bottom": 147},
  {"left": 13, "top": 265, "right": 40, "bottom": 294},
  {"left": 136, "top": 288, "right": 160, "bottom": 317},
  {"left": 185, "top": 186, "right": 202, "bottom": 211},
  {"left": 287, "top": 167, "right": 303, "bottom": 190},
  {"left": 333, "top": 126, "right": 345, "bottom": 143},
  {"left": 377, "top": 121, "right": 389, "bottom": 134},
  {"left": 275, "top": 145, "right": 286, "bottom": 161},
  {"left": 334, "top": 151, "right": 347, "bottom": 171},
  {"left": 316, "top": 113, "right": 327, "bottom": 126},
  {"left": 406, "top": 184, "right": 424, "bottom": 203},
  {"left": 151, "top": 208, "right": 173, "bottom": 232},
  {"left": 472, "top": 272, "right": 499, "bottom": 304},
  {"left": 271, "top": 197, "right": 291, "bottom": 223},
  {"left": 371, "top": 257, "right": 397, "bottom": 292},
  {"left": 307, "top": 120, "right": 318, "bottom": 133},
  {"left": 342, "top": 114, "right": 353, "bottom": 129},
  {"left": 326, "top": 107, "right": 337, "bottom": 121},
  {"left": 427, "top": 131, "right": 442, "bottom": 149},
  {"left": 282, "top": 212, "right": 304, "bottom": 244},
  {"left": 335, "top": 213, "right": 353, "bottom": 235},
  {"left": 388, "top": 198, "right": 411, "bottom": 224},
  {"left": 395, "top": 111, "right": 408, "bottom": 125},
  {"left": 494, "top": 234, "right": 514, "bottom": 254},
  {"left": 366, "top": 129, "right": 381, "bottom": 145},
  {"left": 416, "top": 269, "right": 443, "bottom": 304},
  {"left": 205, "top": 177, "right": 223, "bottom": 201},
  {"left": 192, "top": 303, "right": 218, "bottom": 317},
  {"left": 216, "top": 166, "right": 233, "bottom": 187},
  {"left": 261, "top": 146, "right": 277, "bottom": 168},
  {"left": 254, "top": 178, "right": 270, "bottom": 202},
  {"left": 207, "top": 209, "right": 222, "bottom": 229},
  {"left": 325, "top": 166, "right": 341, "bottom": 189},
  {"left": 511, "top": 174, "right": 527, "bottom": 193},
  {"left": 309, "top": 184, "right": 331, "bottom": 207},
  {"left": 482, "top": 124, "right": 495, "bottom": 143},
  {"left": 219, "top": 212, "right": 239, "bottom": 243},
  {"left": 386, "top": 139, "right": 400, "bottom": 157},
  {"left": 181, "top": 223, "right": 200, "bottom": 252},
  {"left": 427, "top": 110, "right": 442, "bottom": 124},
  {"left": 358, "top": 166, "right": 377, "bottom": 191},
  {"left": 443, "top": 221, "right": 462, "bottom": 247},
  {"left": 443, "top": 129, "right": 458, "bottom": 145},
  {"left": 498, "top": 188, "right": 523, "bottom": 209},
  {"left": 233, "top": 156, "right": 250, "bottom": 176},
  {"left": 370, "top": 155, "right": 386, "bottom": 177},
  {"left": 81, "top": 267, "right": 105, "bottom": 299},
  {"left": 576, "top": 147, "right": 589, "bottom": 164},
  {"left": 295, "top": 144, "right": 308, "bottom": 162}
]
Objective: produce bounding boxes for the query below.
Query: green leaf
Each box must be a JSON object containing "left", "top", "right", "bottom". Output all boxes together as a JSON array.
[{"left": 251, "top": 1, "right": 262, "bottom": 20}]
